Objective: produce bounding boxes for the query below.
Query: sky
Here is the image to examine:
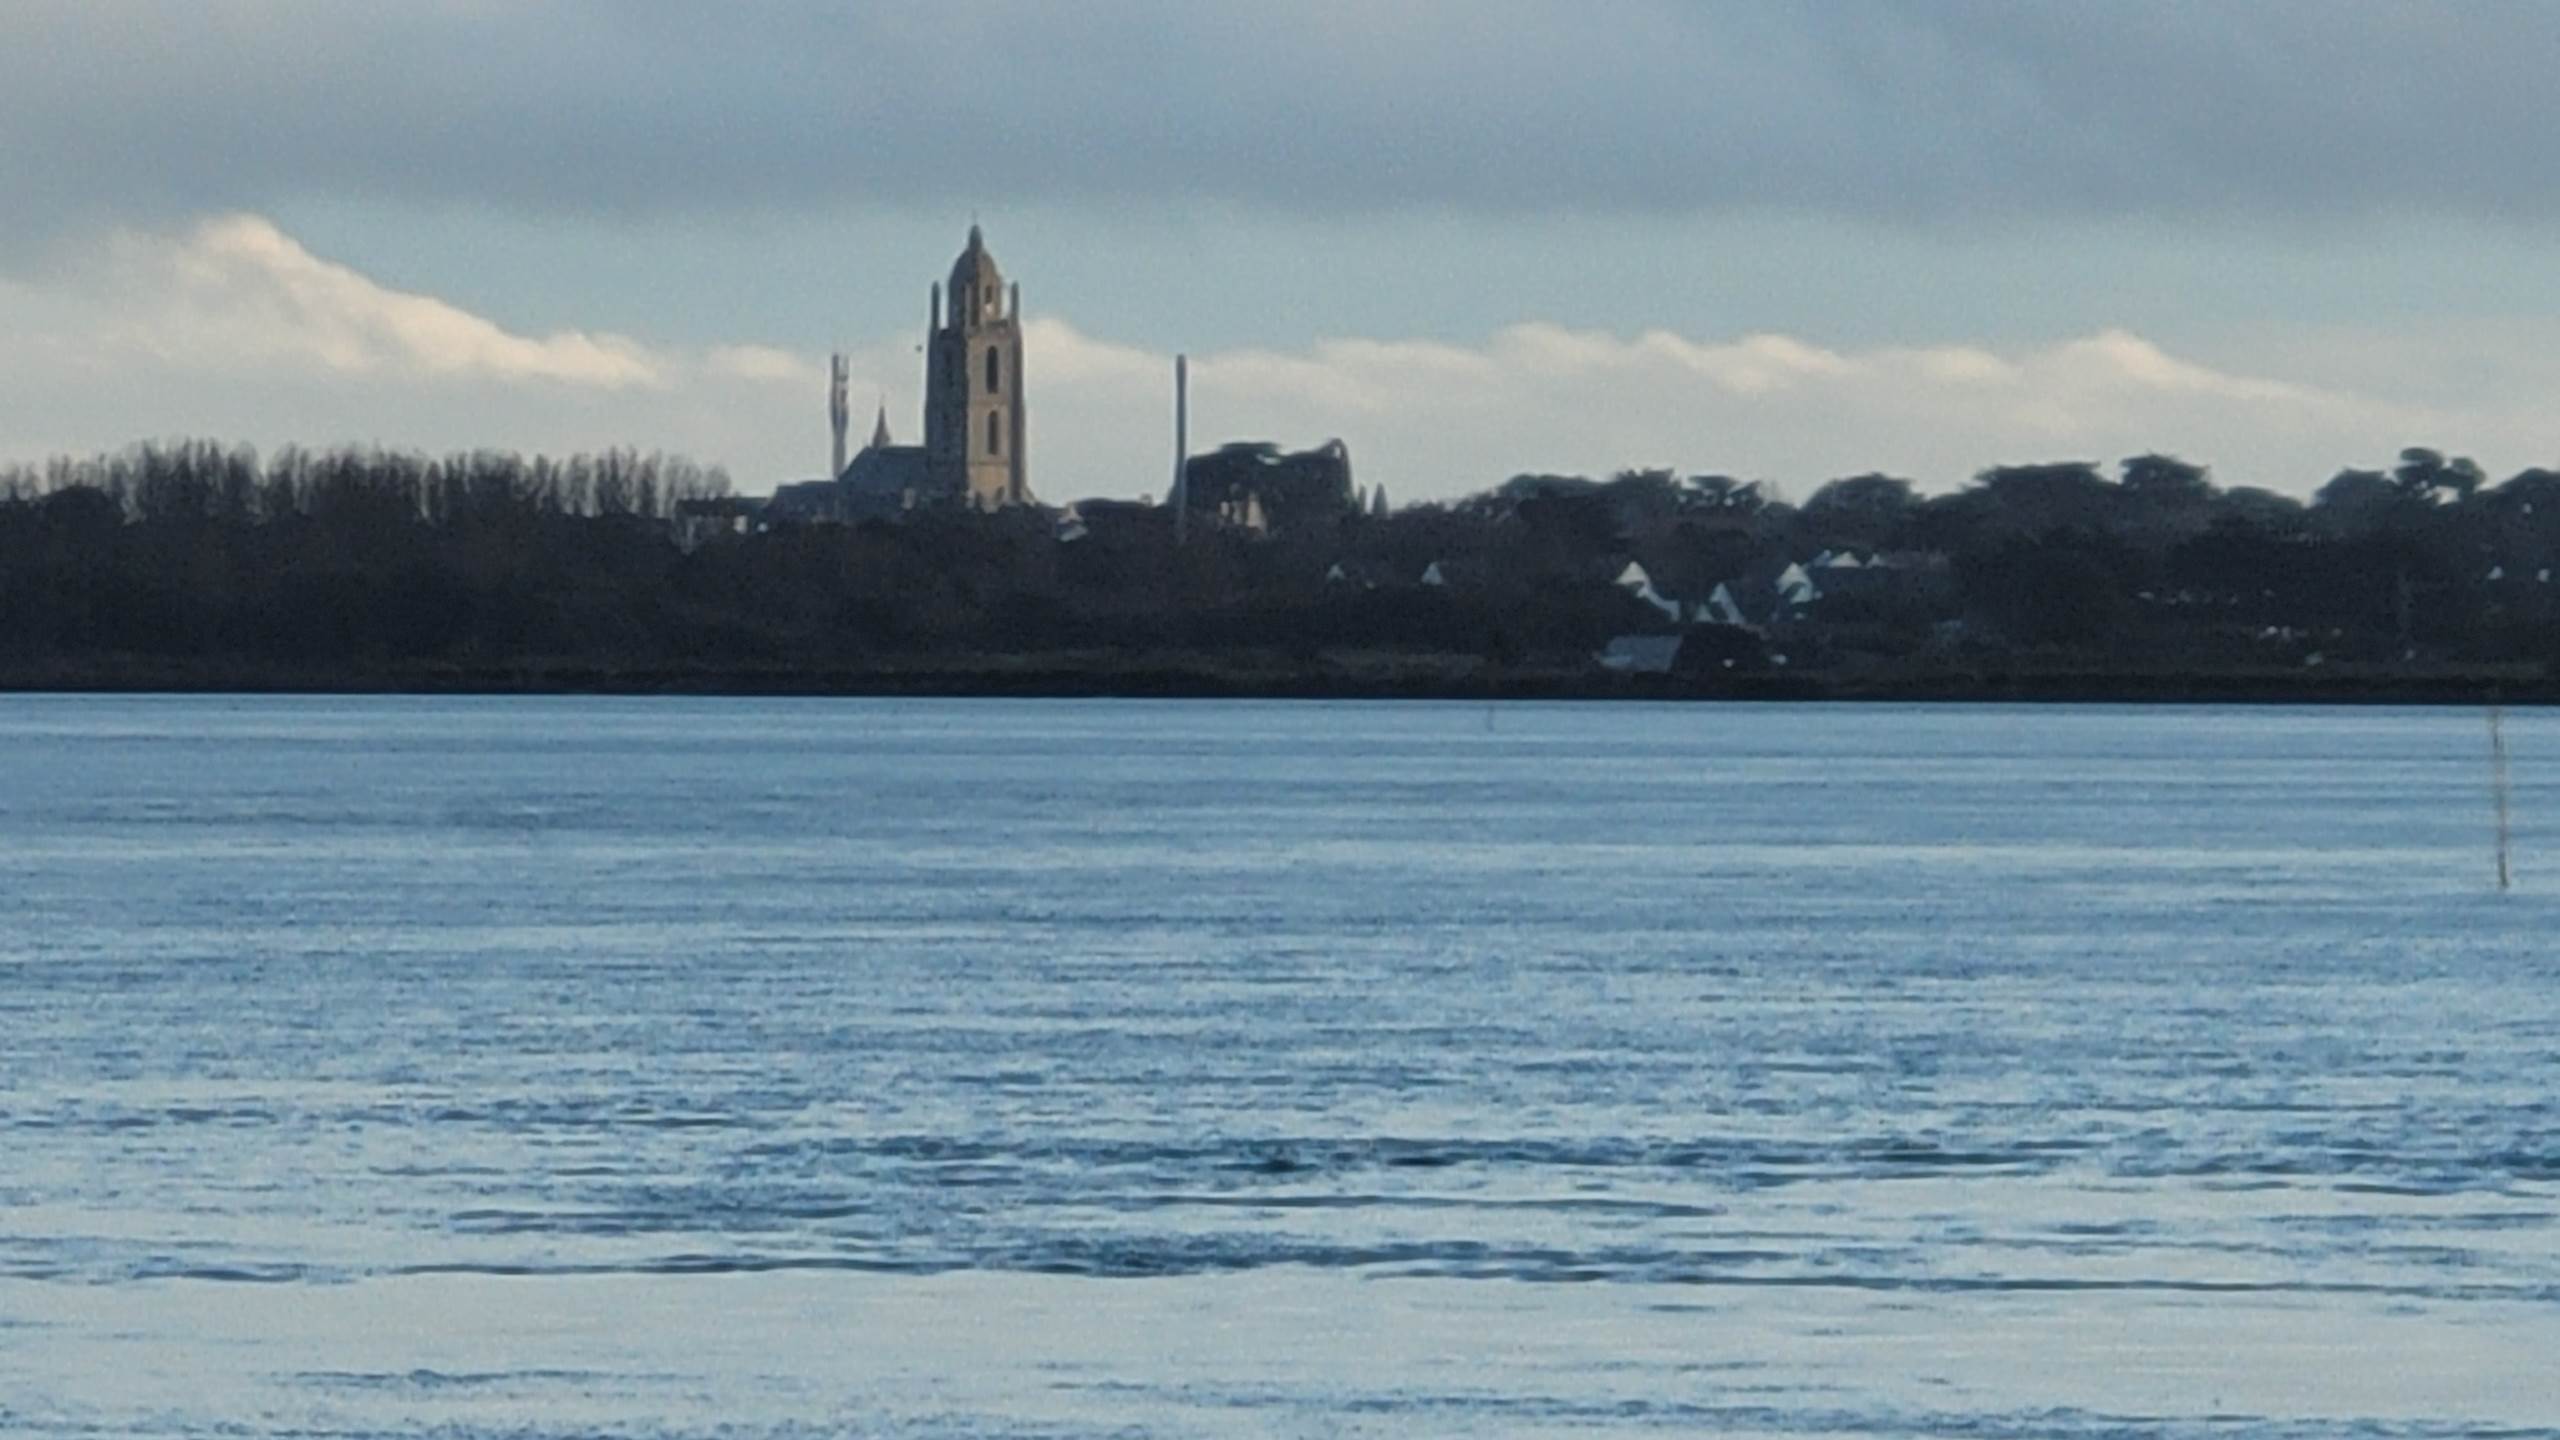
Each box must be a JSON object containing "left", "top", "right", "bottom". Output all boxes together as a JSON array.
[{"left": 8, "top": 0, "right": 2560, "bottom": 503}]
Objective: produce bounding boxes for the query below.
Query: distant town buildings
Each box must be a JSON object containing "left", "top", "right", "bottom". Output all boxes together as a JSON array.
[{"left": 744, "top": 223, "right": 1382, "bottom": 539}]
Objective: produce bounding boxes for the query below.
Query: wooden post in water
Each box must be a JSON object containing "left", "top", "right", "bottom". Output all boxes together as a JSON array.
[{"left": 2491, "top": 703, "right": 2513, "bottom": 892}]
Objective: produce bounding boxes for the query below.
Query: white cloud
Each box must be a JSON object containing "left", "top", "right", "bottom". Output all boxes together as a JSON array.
[
  {"left": 1041, "top": 319, "right": 2458, "bottom": 499},
  {"left": 705, "top": 344, "right": 823, "bottom": 386},
  {"left": 1012, "top": 319, "right": 1157, "bottom": 389},
  {"left": 7, "top": 214, "right": 2559, "bottom": 504},
  {"left": 98, "top": 214, "right": 666, "bottom": 387}
]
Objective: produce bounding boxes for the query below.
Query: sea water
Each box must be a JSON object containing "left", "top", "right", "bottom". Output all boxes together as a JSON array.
[{"left": 1, "top": 695, "right": 2555, "bottom": 1438}]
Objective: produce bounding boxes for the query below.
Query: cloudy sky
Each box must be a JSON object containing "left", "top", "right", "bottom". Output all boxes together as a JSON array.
[{"left": 7, "top": 0, "right": 2560, "bottom": 502}]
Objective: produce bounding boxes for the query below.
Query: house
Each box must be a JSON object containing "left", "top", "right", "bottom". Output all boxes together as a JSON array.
[
  {"left": 1057, "top": 498, "right": 1165, "bottom": 542},
  {"left": 1595, "top": 626, "right": 1768, "bottom": 676},
  {"left": 1614, "top": 559, "right": 1684, "bottom": 621},
  {"left": 1704, "top": 582, "right": 1754, "bottom": 629},
  {"left": 1597, "top": 634, "right": 1684, "bottom": 674}
]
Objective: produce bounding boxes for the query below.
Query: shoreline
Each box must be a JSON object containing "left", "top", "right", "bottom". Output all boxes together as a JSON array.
[{"left": 1, "top": 658, "right": 2548, "bottom": 705}]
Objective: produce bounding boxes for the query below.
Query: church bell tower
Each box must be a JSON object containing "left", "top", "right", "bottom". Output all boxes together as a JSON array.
[{"left": 925, "top": 225, "right": 1029, "bottom": 509}]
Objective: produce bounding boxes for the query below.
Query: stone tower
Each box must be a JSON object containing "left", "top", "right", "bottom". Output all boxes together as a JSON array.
[{"left": 925, "top": 225, "right": 1028, "bottom": 509}]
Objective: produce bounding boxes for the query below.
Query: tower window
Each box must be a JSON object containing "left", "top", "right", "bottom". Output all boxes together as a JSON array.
[
  {"left": 988, "top": 410, "right": 1002, "bottom": 456},
  {"left": 985, "top": 346, "right": 1000, "bottom": 394}
]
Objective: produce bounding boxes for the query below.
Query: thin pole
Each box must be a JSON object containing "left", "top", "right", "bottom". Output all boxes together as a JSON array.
[
  {"left": 829, "top": 353, "right": 850, "bottom": 477},
  {"left": 1173, "top": 354, "right": 1189, "bottom": 547},
  {"left": 2491, "top": 703, "right": 2513, "bottom": 892}
]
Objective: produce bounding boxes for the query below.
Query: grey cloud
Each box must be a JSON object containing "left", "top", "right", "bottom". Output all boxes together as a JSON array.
[{"left": 4, "top": 0, "right": 2558, "bottom": 235}]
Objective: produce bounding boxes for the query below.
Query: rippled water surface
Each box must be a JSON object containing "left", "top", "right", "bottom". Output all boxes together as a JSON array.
[{"left": 3, "top": 695, "right": 2557, "bottom": 1437}]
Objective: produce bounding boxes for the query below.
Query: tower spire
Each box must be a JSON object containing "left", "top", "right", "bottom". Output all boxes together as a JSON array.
[{"left": 925, "top": 222, "right": 1027, "bottom": 510}]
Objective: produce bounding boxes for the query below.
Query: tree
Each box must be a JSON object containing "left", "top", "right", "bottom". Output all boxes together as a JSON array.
[
  {"left": 1799, "top": 473, "right": 1917, "bottom": 554},
  {"left": 1955, "top": 531, "right": 2140, "bottom": 647},
  {"left": 2215, "top": 486, "right": 2308, "bottom": 534},
  {"left": 2119, "top": 453, "right": 2212, "bottom": 505},
  {"left": 1969, "top": 462, "right": 2115, "bottom": 533},
  {"left": 2314, "top": 468, "right": 2397, "bottom": 522},
  {"left": 1601, "top": 468, "right": 1685, "bottom": 530},
  {"left": 1804, "top": 473, "right": 1916, "bottom": 523},
  {"left": 1683, "top": 473, "right": 1765, "bottom": 517},
  {"left": 2392, "top": 447, "right": 2485, "bottom": 505}
]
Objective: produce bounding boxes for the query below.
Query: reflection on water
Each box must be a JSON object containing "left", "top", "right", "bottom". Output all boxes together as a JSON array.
[{"left": 2, "top": 696, "right": 2556, "bottom": 1437}]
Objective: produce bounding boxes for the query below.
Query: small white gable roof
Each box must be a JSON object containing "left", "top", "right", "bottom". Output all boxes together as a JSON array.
[
  {"left": 1705, "top": 582, "right": 1751, "bottom": 628},
  {"left": 1420, "top": 561, "right": 1447, "bottom": 587}
]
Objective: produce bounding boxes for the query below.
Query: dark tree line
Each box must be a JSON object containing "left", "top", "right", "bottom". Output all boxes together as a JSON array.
[
  {"left": 4, "top": 439, "right": 2559, "bottom": 685},
  {"left": 1414, "top": 449, "right": 2560, "bottom": 670},
  {"left": 0, "top": 443, "right": 731, "bottom": 668},
  {"left": 1792, "top": 448, "right": 2560, "bottom": 665},
  {"left": 0, "top": 442, "right": 731, "bottom": 525}
]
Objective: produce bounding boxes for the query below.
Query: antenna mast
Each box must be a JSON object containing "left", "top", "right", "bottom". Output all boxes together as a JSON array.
[
  {"left": 828, "top": 353, "right": 851, "bottom": 477},
  {"left": 1173, "top": 354, "right": 1189, "bottom": 546}
]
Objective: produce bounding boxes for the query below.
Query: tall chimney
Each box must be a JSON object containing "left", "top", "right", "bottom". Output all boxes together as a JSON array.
[
  {"left": 828, "top": 353, "right": 850, "bottom": 477},
  {"left": 1173, "top": 354, "right": 1189, "bottom": 547}
]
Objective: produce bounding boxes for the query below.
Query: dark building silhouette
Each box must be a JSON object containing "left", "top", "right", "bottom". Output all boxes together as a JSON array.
[{"left": 1181, "top": 439, "right": 1355, "bottom": 535}]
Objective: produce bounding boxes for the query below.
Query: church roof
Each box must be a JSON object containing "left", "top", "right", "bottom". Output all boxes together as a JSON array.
[{"left": 839, "top": 442, "right": 929, "bottom": 502}]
